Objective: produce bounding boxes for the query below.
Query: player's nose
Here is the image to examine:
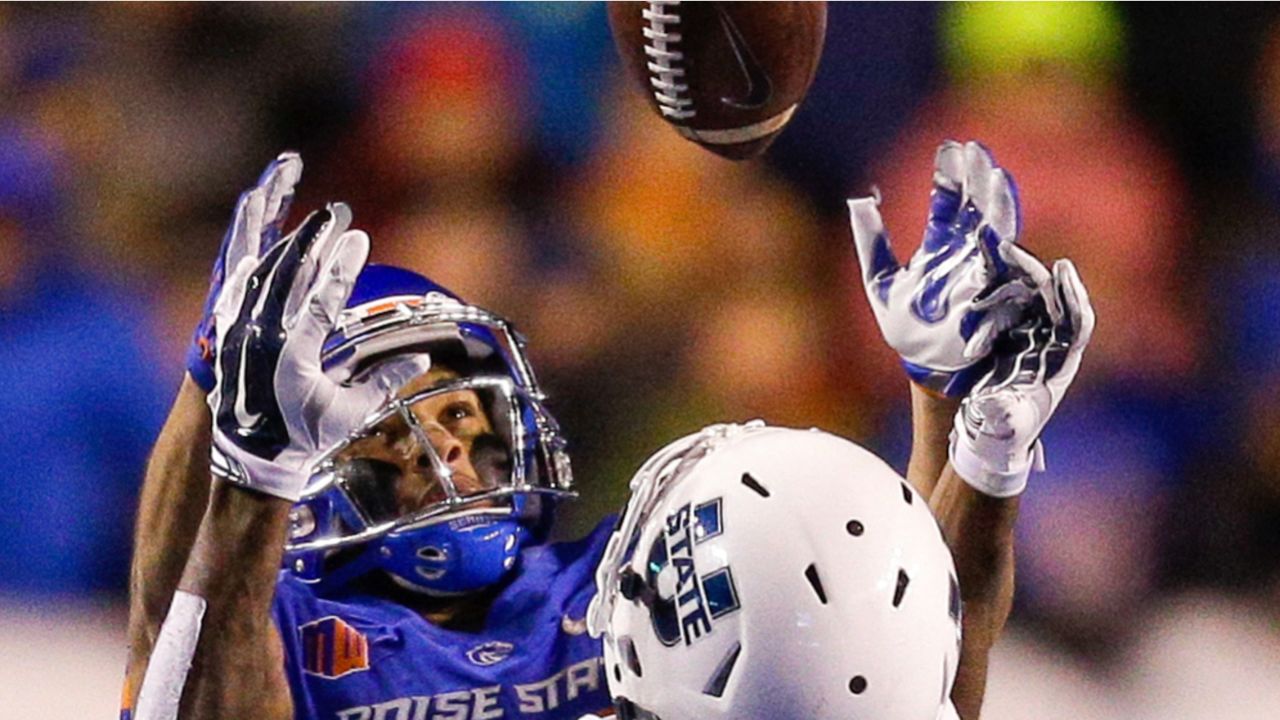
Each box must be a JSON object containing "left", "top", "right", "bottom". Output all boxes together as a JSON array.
[{"left": 424, "top": 426, "right": 465, "bottom": 466}]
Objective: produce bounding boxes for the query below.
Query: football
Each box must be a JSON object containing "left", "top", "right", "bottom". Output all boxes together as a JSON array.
[{"left": 607, "top": 1, "right": 827, "bottom": 160}]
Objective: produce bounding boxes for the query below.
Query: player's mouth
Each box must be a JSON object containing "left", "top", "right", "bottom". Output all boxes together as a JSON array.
[{"left": 405, "top": 472, "right": 495, "bottom": 513}]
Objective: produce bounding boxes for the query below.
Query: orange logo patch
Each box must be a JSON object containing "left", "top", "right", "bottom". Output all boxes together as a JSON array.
[{"left": 300, "top": 616, "right": 370, "bottom": 679}]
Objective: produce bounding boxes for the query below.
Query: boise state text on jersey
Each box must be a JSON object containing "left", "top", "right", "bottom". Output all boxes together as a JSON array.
[{"left": 272, "top": 518, "right": 617, "bottom": 720}]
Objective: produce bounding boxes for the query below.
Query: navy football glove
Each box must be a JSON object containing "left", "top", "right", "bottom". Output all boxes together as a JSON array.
[{"left": 208, "top": 203, "right": 397, "bottom": 501}]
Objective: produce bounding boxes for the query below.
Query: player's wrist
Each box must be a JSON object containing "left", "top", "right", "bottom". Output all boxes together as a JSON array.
[
  {"left": 947, "top": 426, "right": 1042, "bottom": 498},
  {"left": 909, "top": 377, "right": 963, "bottom": 406},
  {"left": 903, "top": 358, "right": 994, "bottom": 398},
  {"left": 910, "top": 382, "right": 961, "bottom": 436},
  {"left": 210, "top": 441, "right": 309, "bottom": 502}
]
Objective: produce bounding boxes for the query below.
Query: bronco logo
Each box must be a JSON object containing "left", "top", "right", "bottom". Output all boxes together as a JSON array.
[
  {"left": 646, "top": 498, "right": 740, "bottom": 646},
  {"left": 466, "top": 640, "right": 516, "bottom": 666}
]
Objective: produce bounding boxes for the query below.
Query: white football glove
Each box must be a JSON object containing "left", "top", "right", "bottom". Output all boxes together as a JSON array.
[
  {"left": 207, "top": 203, "right": 420, "bottom": 501},
  {"left": 188, "top": 152, "right": 303, "bottom": 392},
  {"left": 949, "top": 259, "right": 1096, "bottom": 497},
  {"left": 849, "top": 140, "right": 1045, "bottom": 396}
]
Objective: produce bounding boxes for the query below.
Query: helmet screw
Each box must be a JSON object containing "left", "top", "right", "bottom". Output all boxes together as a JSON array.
[{"left": 380, "top": 547, "right": 392, "bottom": 558}]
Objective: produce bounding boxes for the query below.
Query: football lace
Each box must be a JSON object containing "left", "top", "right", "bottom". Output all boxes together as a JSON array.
[{"left": 642, "top": 2, "right": 695, "bottom": 120}]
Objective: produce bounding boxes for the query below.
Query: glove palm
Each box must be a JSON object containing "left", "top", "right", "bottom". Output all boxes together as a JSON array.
[{"left": 849, "top": 141, "right": 1042, "bottom": 396}]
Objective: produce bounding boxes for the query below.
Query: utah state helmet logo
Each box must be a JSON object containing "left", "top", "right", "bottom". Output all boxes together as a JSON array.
[{"left": 643, "top": 497, "right": 741, "bottom": 646}]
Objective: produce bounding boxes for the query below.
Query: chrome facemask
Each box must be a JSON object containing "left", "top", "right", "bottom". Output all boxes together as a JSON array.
[{"left": 285, "top": 294, "right": 575, "bottom": 556}]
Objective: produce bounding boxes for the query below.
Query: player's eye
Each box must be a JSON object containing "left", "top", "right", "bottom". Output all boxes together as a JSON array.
[
  {"left": 442, "top": 401, "right": 476, "bottom": 424},
  {"left": 364, "top": 426, "right": 395, "bottom": 444},
  {"left": 363, "top": 418, "right": 409, "bottom": 445}
]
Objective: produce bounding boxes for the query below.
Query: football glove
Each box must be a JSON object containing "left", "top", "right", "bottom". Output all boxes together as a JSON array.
[
  {"left": 849, "top": 140, "right": 1044, "bottom": 396},
  {"left": 949, "top": 258, "right": 1096, "bottom": 497},
  {"left": 186, "top": 153, "right": 302, "bottom": 392},
  {"left": 208, "top": 203, "right": 414, "bottom": 501}
]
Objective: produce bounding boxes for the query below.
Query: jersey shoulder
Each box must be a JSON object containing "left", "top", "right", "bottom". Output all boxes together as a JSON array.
[{"left": 488, "top": 515, "right": 617, "bottom": 623}]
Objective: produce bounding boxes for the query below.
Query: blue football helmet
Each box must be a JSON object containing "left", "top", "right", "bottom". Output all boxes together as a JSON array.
[{"left": 282, "top": 264, "right": 575, "bottom": 596}]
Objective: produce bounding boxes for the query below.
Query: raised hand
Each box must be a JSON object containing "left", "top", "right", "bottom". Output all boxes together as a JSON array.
[
  {"left": 208, "top": 203, "right": 386, "bottom": 501},
  {"left": 848, "top": 140, "right": 1043, "bottom": 396},
  {"left": 187, "top": 153, "right": 303, "bottom": 391},
  {"left": 949, "top": 259, "right": 1096, "bottom": 497}
]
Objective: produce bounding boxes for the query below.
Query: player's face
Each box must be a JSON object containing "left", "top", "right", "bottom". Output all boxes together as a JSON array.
[{"left": 337, "top": 367, "right": 500, "bottom": 516}]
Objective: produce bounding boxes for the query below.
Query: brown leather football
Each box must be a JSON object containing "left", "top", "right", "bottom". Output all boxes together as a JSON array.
[{"left": 608, "top": 1, "right": 827, "bottom": 160}]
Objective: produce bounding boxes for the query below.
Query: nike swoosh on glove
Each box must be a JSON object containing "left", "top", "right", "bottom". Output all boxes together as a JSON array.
[{"left": 948, "top": 258, "right": 1096, "bottom": 497}]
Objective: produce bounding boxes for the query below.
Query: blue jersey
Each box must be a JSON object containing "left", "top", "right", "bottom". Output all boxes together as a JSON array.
[{"left": 272, "top": 518, "right": 616, "bottom": 720}]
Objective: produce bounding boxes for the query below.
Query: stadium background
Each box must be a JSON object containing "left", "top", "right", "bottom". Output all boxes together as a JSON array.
[{"left": 1, "top": 2, "right": 1278, "bottom": 717}]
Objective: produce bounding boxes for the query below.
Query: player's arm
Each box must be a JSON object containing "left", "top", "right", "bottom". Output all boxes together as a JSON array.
[
  {"left": 905, "top": 384, "right": 961, "bottom": 496},
  {"left": 848, "top": 141, "right": 1090, "bottom": 720},
  {"left": 934, "top": 260, "right": 1095, "bottom": 719},
  {"left": 169, "top": 479, "right": 295, "bottom": 720},
  {"left": 125, "top": 375, "right": 214, "bottom": 704},
  {"left": 929, "top": 467, "right": 1017, "bottom": 720},
  {"left": 132, "top": 204, "right": 374, "bottom": 720},
  {"left": 125, "top": 155, "right": 303, "bottom": 711}
]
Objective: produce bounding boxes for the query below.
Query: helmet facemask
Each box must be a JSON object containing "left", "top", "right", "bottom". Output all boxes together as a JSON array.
[{"left": 284, "top": 291, "right": 574, "bottom": 595}]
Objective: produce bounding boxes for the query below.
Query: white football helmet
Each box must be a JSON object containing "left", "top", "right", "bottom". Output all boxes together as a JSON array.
[{"left": 588, "top": 422, "right": 962, "bottom": 720}]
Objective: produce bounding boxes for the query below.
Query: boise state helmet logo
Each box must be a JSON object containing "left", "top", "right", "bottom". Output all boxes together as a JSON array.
[{"left": 645, "top": 498, "right": 741, "bottom": 646}]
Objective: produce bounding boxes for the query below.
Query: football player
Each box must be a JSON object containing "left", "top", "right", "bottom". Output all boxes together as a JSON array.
[
  {"left": 124, "top": 153, "right": 619, "bottom": 720},
  {"left": 123, "top": 140, "right": 1087, "bottom": 720},
  {"left": 589, "top": 140, "right": 1094, "bottom": 720}
]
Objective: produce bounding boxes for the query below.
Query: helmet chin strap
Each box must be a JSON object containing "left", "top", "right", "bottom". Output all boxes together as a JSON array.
[
  {"left": 375, "top": 515, "right": 528, "bottom": 597},
  {"left": 385, "top": 569, "right": 472, "bottom": 598}
]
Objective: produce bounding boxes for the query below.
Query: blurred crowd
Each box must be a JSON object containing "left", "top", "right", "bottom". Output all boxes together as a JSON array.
[{"left": 1, "top": 3, "right": 1278, "bottom": 717}]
